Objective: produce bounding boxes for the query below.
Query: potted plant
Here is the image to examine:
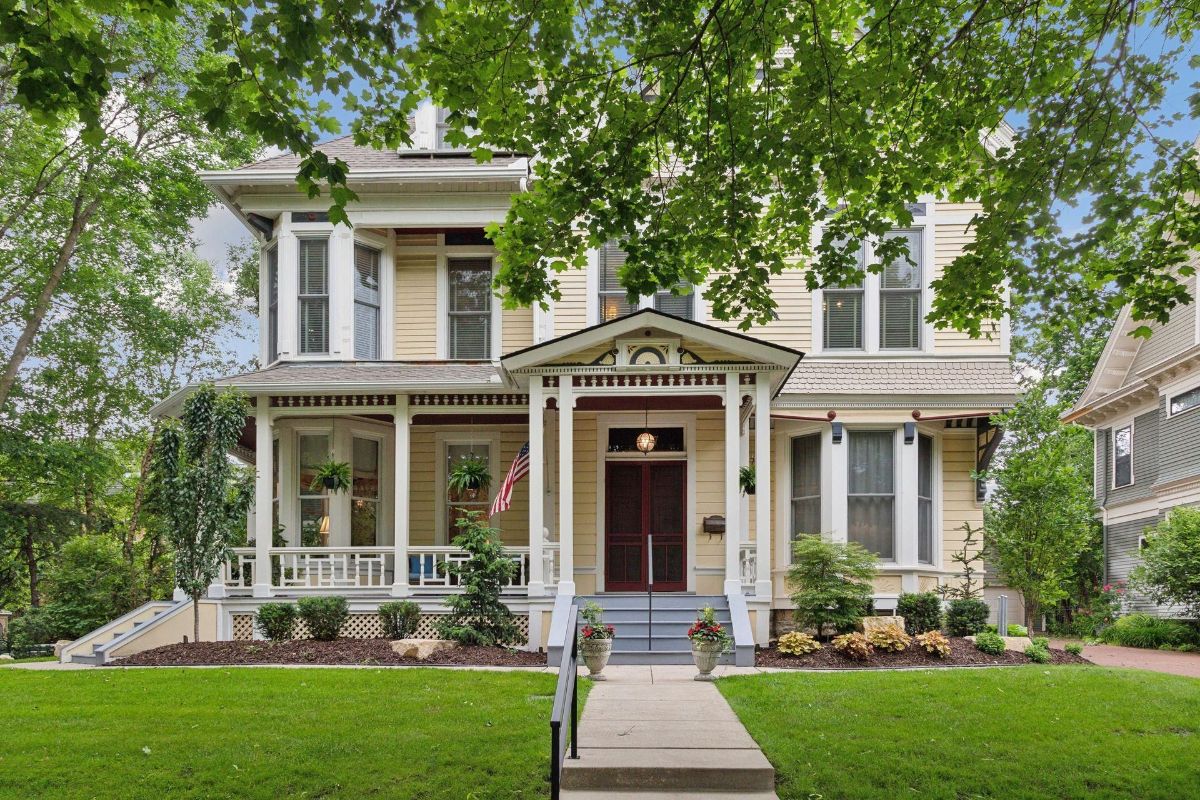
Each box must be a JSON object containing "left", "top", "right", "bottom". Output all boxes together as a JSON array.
[
  {"left": 310, "top": 460, "right": 352, "bottom": 493},
  {"left": 448, "top": 455, "right": 491, "bottom": 501},
  {"left": 687, "top": 605, "right": 733, "bottom": 681},
  {"left": 578, "top": 601, "right": 615, "bottom": 680},
  {"left": 739, "top": 465, "right": 756, "bottom": 495}
]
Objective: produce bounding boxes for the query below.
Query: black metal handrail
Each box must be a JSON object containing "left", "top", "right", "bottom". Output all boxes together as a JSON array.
[{"left": 549, "top": 602, "right": 580, "bottom": 800}]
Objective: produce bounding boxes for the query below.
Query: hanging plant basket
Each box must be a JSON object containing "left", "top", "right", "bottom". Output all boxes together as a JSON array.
[
  {"left": 448, "top": 456, "right": 492, "bottom": 500},
  {"left": 310, "top": 461, "right": 352, "bottom": 494},
  {"left": 739, "top": 465, "right": 756, "bottom": 496}
]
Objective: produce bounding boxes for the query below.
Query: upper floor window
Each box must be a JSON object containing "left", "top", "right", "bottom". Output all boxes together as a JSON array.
[
  {"left": 790, "top": 433, "right": 822, "bottom": 539},
  {"left": 448, "top": 258, "right": 492, "bottom": 359},
  {"left": 1169, "top": 386, "right": 1200, "bottom": 416},
  {"left": 821, "top": 230, "right": 924, "bottom": 351},
  {"left": 598, "top": 241, "right": 694, "bottom": 321},
  {"left": 1113, "top": 424, "right": 1133, "bottom": 488},
  {"left": 353, "top": 243, "right": 381, "bottom": 359},
  {"left": 848, "top": 430, "right": 895, "bottom": 560},
  {"left": 298, "top": 238, "right": 329, "bottom": 354},
  {"left": 267, "top": 245, "right": 279, "bottom": 363}
]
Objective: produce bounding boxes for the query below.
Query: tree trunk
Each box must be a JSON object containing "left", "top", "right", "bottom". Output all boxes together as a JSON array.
[
  {"left": 193, "top": 595, "right": 200, "bottom": 644},
  {"left": 126, "top": 426, "right": 158, "bottom": 560}
]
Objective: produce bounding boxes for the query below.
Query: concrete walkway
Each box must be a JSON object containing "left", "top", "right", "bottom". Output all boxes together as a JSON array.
[
  {"left": 561, "top": 665, "right": 778, "bottom": 799},
  {"left": 1052, "top": 640, "right": 1200, "bottom": 679}
]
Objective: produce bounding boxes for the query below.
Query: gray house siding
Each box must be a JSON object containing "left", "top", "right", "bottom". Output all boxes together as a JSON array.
[
  {"left": 1157, "top": 400, "right": 1200, "bottom": 486},
  {"left": 1105, "top": 515, "right": 1160, "bottom": 614},
  {"left": 1095, "top": 408, "right": 1159, "bottom": 508},
  {"left": 1129, "top": 289, "right": 1196, "bottom": 375}
]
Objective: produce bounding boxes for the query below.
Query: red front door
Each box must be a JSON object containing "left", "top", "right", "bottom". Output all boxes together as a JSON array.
[{"left": 604, "top": 461, "right": 687, "bottom": 591}]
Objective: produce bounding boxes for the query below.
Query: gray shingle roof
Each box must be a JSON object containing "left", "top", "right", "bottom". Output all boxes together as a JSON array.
[
  {"left": 214, "top": 361, "right": 503, "bottom": 389},
  {"left": 782, "top": 358, "right": 1019, "bottom": 396},
  {"left": 236, "top": 136, "right": 524, "bottom": 173}
]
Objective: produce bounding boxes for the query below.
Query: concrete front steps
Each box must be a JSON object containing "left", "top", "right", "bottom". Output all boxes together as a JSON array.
[
  {"left": 58, "top": 601, "right": 177, "bottom": 664},
  {"left": 575, "top": 594, "right": 742, "bottom": 665}
]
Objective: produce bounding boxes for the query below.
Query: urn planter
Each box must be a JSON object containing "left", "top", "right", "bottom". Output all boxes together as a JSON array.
[
  {"left": 581, "top": 638, "right": 613, "bottom": 680},
  {"left": 691, "top": 640, "right": 724, "bottom": 681}
]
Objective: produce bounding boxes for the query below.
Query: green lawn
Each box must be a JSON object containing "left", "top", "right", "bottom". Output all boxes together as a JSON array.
[
  {"left": 0, "top": 667, "right": 571, "bottom": 799},
  {"left": 719, "top": 666, "right": 1200, "bottom": 800}
]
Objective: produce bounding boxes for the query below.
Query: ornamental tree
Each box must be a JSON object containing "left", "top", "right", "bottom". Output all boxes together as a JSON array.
[
  {"left": 1131, "top": 507, "right": 1200, "bottom": 618},
  {"left": 787, "top": 534, "right": 877, "bottom": 639},
  {"left": 149, "top": 384, "right": 252, "bottom": 643},
  {"left": 436, "top": 511, "right": 521, "bottom": 646}
]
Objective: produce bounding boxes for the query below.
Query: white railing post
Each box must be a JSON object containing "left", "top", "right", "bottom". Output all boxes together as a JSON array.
[
  {"left": 527, "top": 378, "right": 546, "bottom": 596},
  {"left": 754, "top": 374, "right": 773, "bottom": 599},
  {"left": 557, "top": 379, "right": 575, "bottom": 596},
  {"left": 724, "top": 377, "right": 743, "bottom": 596},
  {"left": 252, "top": 401, "right": 274, "bottom": 598},
  {"left": 391, "top": 396, "right": 411, "bottom": 597}
]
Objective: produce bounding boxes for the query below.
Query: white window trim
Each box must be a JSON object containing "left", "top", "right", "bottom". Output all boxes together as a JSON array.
[
  {"left": 811, "top": 213, "right": 935, "bottom": 357},
  {"left": 1111, "top": 419, "right": 1135, "bottom": 490},
  {"left": 916, "top": 430, "right": 939, "bottom": 567},
  {"left": 261, "top": 236, "right": 280, "bottom": 366},
  {"left": 1166, "top": 380, "right": 1200, "bottom": 418},
  {"left": 296, "top": 233, "right": 333, "bottom": 357},
  {"left": 437, "top": 238, "right": 502, "bottom": 361},
  {"left": 351, "top": 229, "right": 393, "bottom": 361},
  {"left": 435, "top": 431, "right": 501, "bottom": 545}
]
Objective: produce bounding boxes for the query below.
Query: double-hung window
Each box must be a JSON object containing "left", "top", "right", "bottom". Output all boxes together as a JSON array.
[
  {"left": 822, "top": 240, "right": 866, "bottom": 350},
  {"left": 297, "top": 433, "right": 330, "bottom": 547},
  {"left": 267, "top": 245, "right": 279, "bottom": 362},
  {"left": 353, "top": 243, "right": 381, "bottom": 359},
  {"left": 879, "top": 230, "right": 923, "bottom": 350},
  {"left": 917, "top": 434, "right": 934, "bottom": 564},
  {"left": 599, "top": 241, "right": 694, "bottom": 321},
  {"left": 790, "top": 434, "right": 822, "bottom": 539},
  {"left": 1113, "top": 424, "right": 1133, "bottom": 488},
  {"left": 350, "top": 437, "right": 381, "bottom": 546},
  {"left": 847, "top": 430, "right": 895, "bottom": 560},
  {"left": 298, "top": 238, "right": 329, "bottom": 354},
  {"left": 448, "top": 258, "right": 492, "bottom": 359}
]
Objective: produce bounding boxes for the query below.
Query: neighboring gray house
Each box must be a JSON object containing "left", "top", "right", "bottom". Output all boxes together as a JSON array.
[{"left": 1065, "top": 272, "right": 1200, "bottom": 615}]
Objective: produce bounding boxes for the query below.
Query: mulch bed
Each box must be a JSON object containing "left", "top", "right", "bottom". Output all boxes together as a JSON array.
[
  {"left": 756, "top": 637, "right": 1091, "bottom": 670},
  {"left": 110, "top": 639, "right": 547, "bottom": 668}
]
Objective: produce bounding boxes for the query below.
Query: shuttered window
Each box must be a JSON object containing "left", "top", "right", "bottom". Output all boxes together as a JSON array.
[
  {"left": 1113, "top": 425, "right": 1133, "bottom": 487},
  {"left": 353, "top": 243, "right": 381, "bottom": 359},
  {"left": 298, "top": 238, "right": 329, "bottom": 354},
  {"left": 848, "top": 430, "right": 895, "bottom": 560},
  {"left": 790, "top": 434, "right": 822, "bottom": 541},
  {"left": 448, "top": 258, "right": 492, "bottom": 359},
  {"left": 879, "top": 229, "right": 922, "bottom": 350},
  {"left": 267, "top": 245, "right": 279, "bottom": 362},
  {"left": 918, "top": 434, "right": 933, "bottom": 564}
]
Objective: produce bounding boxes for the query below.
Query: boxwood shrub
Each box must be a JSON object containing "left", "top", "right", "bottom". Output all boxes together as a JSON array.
[
  {"left": 946, "top": 599, "right": 990, "bottom": 637},
  {"left": 379, "top": 600, "right": 421, "bottom": 639},
  {"left": 297, "top": 596, "right": 349, "bottom": 641},
  {"left": 255, "top": 603, "right": 298, "bottom": 641},
  {"left": 896, "top": 592, "right": 943, "bottom": 634},
  {"left": 973, "top": 630, "right": 1006, "bottom": 655}
]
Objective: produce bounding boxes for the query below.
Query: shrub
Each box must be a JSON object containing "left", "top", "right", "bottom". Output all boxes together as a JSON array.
[
  {"left": 787, "top": 534, "right": 877, "bottom": 639},
  {"left": 255, "top": 603, "right": 297, "bottom": 641},
  {"left": 1130, "top": 506, "right": 1200, "bottom": 618},
  {"left": 777, "top": 631, "right": 821, "bottom": 656},
  {"left": 832, "top": 632, "right": 874, "bottom": 661},
  {"left": 896, "top": 592, "right": 943, "bottom": 634},
  {"left": 1100, "top": 614, "right": 1199, "bottom": 650},
  {"left": 7, "top": 608, "right": 60, "bottom": 658},
  {"left": 436, "top": 511, "right": 521, "bottom": 646},
  {"left": 867, "top": 625, "right": 911, "bottom": 652},
  {"left": 915, "top": 630, "right": 951, "bottom": 657},
  {"left": 987, "top": 623, "right": 1029, "bottom": 637},
  {"left": 1025, "top": 642, "right": 1051, "bottom": 663},
  {"left": 973, "top": 630, "right": 1007, "bottom": 655},
  {"left": 1031, "top": 635, "right": 1049, "bottom": 649},
  {"left": 1065, "top": 642, "right": 1084, "bottom": 656},
  {"left": 297, "top": 596, "right": 349, "bottom": 641},
  {"left": 946, "top": 599, "right": 989, "bottom": 636},
  {"left": 42, "top": 535, "right": 135, "bottom": 640},
  {"left": 379, "top": 601, "right": 421, "bottom": 639},
  {"left": 0, "top": 624, "right": 7, "bottom": 654}
]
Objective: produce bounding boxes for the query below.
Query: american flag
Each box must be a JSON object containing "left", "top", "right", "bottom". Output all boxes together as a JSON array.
[{"left": 489, "top": 442, "right": 530, "bottom": 516}]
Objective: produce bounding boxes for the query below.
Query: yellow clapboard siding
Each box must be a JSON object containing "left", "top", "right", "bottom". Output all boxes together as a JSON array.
[
  {"left": 940, "top": 434, "right": 983, "bottom": 570},
  {"left": 502, "top": 306, "right": 534, "bottom": 354},
  {"left": 702, "top": 267, "right": 813, "bottom": 351},
  {"left": 394, "top": 249, "right": 438, "bottom": 358},
  {"left": 933, "top": 223, "right": 1001, "bottom": 353},
  {"left": 553, "top": 268, "right": 589, "bottom": 336}
]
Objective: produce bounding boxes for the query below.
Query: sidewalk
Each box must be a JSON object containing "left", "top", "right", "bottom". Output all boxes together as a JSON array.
[{"left": 561, "top": 664, "right": 778, "bottom": 799}]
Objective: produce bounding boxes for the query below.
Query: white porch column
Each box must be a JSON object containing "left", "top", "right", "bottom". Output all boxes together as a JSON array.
[
  {"left": 724, "top": 378, "right": 743, "bottom": 596},
  {"left": 754, "top": 375, "right": 773, "bottom": 599},
  {"left": 391, "top": 396, "right": 411, "bottom": 597},
  {"left": 252, "top": 401, "right": 274, "bottom": 598},
  {"left": 557, "top": 379, "right": 575, "bottom": 596},
  {"left": 527, "top": 378, "right": 546, "bottom": 596}
]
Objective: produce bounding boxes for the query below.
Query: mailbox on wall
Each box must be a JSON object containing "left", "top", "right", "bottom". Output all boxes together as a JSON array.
[{"left": 702, "top": 515, "right": 726, "bottom": 535}]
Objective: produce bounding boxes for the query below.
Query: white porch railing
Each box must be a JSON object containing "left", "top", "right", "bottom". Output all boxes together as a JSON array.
[
  {"left": 222, "top": 541, "right": 560, "bottom": 594},
  {"left": 739, "top": 543, "right": 757, "bottom": 590}
]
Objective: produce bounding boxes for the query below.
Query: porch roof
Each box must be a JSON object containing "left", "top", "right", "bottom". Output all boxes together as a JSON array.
[{"left": 778, "top": 356, "right": 1020, "bottom": 408}]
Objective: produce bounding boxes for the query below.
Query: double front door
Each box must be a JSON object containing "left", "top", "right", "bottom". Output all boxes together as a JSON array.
[{"left": 604, "top": 461, "right": 686, "bottom": 591}]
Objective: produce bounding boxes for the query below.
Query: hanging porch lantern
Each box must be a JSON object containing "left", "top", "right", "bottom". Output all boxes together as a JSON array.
[{"left": 636, "top": 405, "right": 657, "bottom": 453}]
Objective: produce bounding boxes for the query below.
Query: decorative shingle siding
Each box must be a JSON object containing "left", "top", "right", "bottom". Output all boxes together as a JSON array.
[
  {"left": 1099, "top": 408, "right": 1158, "bottom": 507},
  {"left": 1105, "top": 515, "right": 1159, "bottom": 613},
  {"left": 1157, "top": 397, "right": 1200, "bottom": 486},
  {"left": 782, "top": 358, "right": 1017, "bottom": 396}
]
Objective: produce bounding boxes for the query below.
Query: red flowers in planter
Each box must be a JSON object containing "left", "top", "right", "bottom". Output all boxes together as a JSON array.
[{"left": 580, "top": 623, "right": 615, "bottom": 641}]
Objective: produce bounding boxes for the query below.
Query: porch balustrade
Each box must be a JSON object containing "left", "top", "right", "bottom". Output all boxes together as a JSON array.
[
  {"left": 221, "top": 542, "right": 559, "bottom": 595},
  {"left": 738, "top": 543, "right": 757, "bottom": 591}
]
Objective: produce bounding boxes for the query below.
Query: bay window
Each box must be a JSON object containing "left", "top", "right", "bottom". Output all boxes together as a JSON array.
[
  {"left": 353, "top": 243, "right": 381, "bottom": 360},
  {"left": 448, "top": 258, "right": 492, "bottom": 359},
  {"left": 297, "top": 433, "right": 330, "bottom": 547},
  {"left": 917, "top": 434, "right": 934, "bottom": 564},
  {"left": 350, "top": 437, "right": 381, "bottom": 546},
  {"left": 847, "top": 430, "right": 895, "bottom": 560},
  {"left": 267, "top": 245, "right": 279, "bottom": 363},
  {"left": 298, "top": 238, "right": 329, "bottom": 354}
]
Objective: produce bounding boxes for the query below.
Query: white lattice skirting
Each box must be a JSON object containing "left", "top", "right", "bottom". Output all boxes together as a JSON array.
[{"left": 231, "top": 612, "right": 530, "bottom": 642}]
